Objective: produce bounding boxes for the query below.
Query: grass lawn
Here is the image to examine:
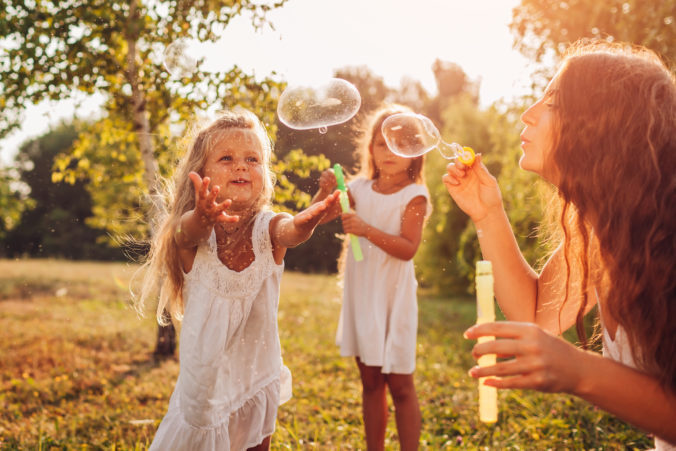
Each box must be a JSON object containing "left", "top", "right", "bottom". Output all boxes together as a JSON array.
[{"left": 0, "top": 259, "right": 653, "bottom": 450}]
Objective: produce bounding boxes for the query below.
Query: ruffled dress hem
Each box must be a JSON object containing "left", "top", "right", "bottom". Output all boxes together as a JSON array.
[{"left": 149, "top": 375, "right": 281, "bottom": 450}]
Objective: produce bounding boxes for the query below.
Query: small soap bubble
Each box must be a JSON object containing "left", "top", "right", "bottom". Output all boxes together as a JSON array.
[
  {"left": 277, "top": 78, "right": 361, "bottom": 131},
  {"left": 163, "top": 38, "right": 198, "bottom": 78}
]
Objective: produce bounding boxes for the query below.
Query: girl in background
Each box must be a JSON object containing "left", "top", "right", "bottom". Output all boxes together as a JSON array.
[
  {"left": 445, "top": 41, "right": 676, "bottom": 448},
  {"left": 136, "top": 109, "right": 339, "bottom": 450},
  {"left": 314, "top": 104, "right": 430, "bottom": 450}
]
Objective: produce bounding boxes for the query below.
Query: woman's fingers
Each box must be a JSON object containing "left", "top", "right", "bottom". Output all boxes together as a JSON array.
[
  {"left": 474, "top": 156, "right": 497, "bottom": 185},
  {"left": 480, "top": 369, "right": 560, "bottom": 393},
  {"left": 471, "top": 338, "right": 532, "bottom": 359},
  {"left": 465, "top": 321, "right": 540, "bottom": 340},
  {"left": 465, "top": 321, "right": 581, "bottom": 393},
  {"left": 482, "top": 374, "right": 540, "bottom": 390}
]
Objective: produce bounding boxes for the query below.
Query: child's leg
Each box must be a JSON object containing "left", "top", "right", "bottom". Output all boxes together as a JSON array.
[
  {"left": 356, "top": 357, "right": 388, "bottom": 451},
  {"left": 246, "top": 435, "right": 270, "bottom": 451},
  {"left": 385, "top": 373, "right": 421, "bottom": 451}
]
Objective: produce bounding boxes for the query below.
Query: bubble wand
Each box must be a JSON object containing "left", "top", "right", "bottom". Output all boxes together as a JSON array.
[
  {"left": 381, "top": 112, "right": 476, "bottom": 165},
  {"left": 333, "top": 164, "right": 363, "bottom": 262},
  {"left": 475, "top": 260, "right": 497, "bottom": 423}
]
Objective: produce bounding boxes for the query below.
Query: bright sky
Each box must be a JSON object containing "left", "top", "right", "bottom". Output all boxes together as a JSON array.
[{"left": 1, "top": 0, "right": 533, "bottom": 166}]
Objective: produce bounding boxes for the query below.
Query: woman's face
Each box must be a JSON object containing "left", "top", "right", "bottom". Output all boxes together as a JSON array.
[{"left": 519, "top": 70, "right": 562, "bottom": 184}]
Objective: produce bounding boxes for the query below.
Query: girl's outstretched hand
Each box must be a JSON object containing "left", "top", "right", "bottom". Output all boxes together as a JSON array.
[
  {"left": 442, "top": 155, "right": 502, "bottom": 224},
  {"left": 189, "top": 171, "right": 240, "bottom": 225},
  {"left": 464, "top": 321, "right": 585, "bottom": 394},
  {"left": 294, "top": 190, "right": 341, "bottom": 228}
]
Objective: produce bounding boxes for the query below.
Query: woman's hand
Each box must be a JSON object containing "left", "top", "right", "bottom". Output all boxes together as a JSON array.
[
  {"left": 341, "top": 212, "right": 370, "bottom": 237},
  {"left": 189, "top": 171, "right": 239, "bottom": 225},
  {"left": 442, "top": 155, "right": 502, "bottom": 224},
  {"left": 464, "top": 321, "right": 585, "bottom": 394}
]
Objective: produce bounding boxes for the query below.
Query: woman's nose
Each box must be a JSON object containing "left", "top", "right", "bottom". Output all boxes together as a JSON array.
[{"left": 520, "top": 103, "right": 537, "bottom": 126}]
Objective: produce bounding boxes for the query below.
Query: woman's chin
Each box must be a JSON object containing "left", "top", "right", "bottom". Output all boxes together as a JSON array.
[{"left": 518, "top": 156, "right": 541, "bottom": 176}]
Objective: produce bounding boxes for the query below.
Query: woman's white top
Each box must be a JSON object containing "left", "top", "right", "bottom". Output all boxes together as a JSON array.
[
  {"left": 150, "top": 210, "right": 291, "bottom": 451},
  {"left": 599, "top": 302, "right": 675, "bottom": 451},
  {"left": 336, "top": 178, "right": 429, "bottom": 374}
]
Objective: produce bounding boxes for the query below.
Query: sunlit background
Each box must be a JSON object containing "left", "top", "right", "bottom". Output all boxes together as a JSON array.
[
  {"left": 0, "top": 0, "right": 531, "bottom": 165},
  {"left": 1, "top": 0, "right": 673, "bottom": 447}
]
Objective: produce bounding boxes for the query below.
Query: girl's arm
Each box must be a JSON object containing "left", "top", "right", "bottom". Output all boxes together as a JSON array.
[
  {"left": 176, "top": 172, "right": 239, "bottom": 271},
  {"left": 270, "top": 191, "right": 340, "bottom": 263},
  {"left": 341, "top": 195, "right": 427, "bottom": 261},
  {"left": 465, "top": 321, "right": 676, "bottom": 444},
  {"left": 443, "top": 156, "right": 594, "bottom": 334}
]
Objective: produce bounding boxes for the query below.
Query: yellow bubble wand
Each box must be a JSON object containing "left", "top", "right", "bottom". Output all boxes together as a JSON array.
[
  {"left": 334, "top": 164, "right": 363, "bottom": 262},
  {"left": 475, "top": 260, "right": 498, "bottom": 423}
]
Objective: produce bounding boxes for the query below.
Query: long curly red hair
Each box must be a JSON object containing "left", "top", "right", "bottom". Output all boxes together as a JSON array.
[{"left": 552, "top": 41, "right": 676, "bottom": 393}]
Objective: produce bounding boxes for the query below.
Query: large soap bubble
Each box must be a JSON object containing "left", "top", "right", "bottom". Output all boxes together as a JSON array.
[
  {"left": 163, "top": 38, "right": 198, "bottom": 78},
  {"left": 381, "top": 112, "right": 475, "bottom": 165},
  {"left": 277, "top": 78, "right": 361, "bottom": 131},
  {"left": 380, "top": 112, "right": 438, "bottom": 158}
]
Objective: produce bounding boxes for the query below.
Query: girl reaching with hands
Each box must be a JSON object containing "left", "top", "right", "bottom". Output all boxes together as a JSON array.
[
  {"left": 136, "top": 109, "right": 339, "bottom": 451},
  {"left": 313, "top": 104, "right": 430, "bottom": 451},
  {"left": 444, "top": 41, "right": 676, "bottom": 449}
]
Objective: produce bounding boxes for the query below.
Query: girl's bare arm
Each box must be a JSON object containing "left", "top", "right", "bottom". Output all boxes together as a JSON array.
[{"left": 341, "top": 195, "right": 427, "bottom": 261}]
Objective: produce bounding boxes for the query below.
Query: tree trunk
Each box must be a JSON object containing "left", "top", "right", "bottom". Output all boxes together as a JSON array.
[
  {"left": 154, "top": 310, "right": 177, "bottom": 357},
  {"left": 126, "top": 0, "right": 175, "bottom": 357}
]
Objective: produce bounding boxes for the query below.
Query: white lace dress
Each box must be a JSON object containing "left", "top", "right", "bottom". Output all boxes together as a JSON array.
[
  {"left": 150, "top": 210, "right": 292, "bottom": 451},
  {"left": 336, "top": 178, "right": 429, "bottom": 374}
]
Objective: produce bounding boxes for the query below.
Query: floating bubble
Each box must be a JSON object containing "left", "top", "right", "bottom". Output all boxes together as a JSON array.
[
  {"left": 277, "top": 78, "right": 361, "bottom": 131},
  {"left": 381, "top": 112, "right": 439, "bottom": 158},
  {"left": 163, "top": 38, "right": 198, "bottom": 78},
  {"left": 381, "top": 112, "right": 475, "bottom": 165}
]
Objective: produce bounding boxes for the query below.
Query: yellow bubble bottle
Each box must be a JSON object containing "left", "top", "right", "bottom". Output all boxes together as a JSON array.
[{"left": 475, "top": 260, "right": 498, "bottom": 423}]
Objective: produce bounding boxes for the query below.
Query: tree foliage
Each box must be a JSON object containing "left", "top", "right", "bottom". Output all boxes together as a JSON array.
[
  {"left": 0, "top": 167, "right": 32, "bottom": 245},
  {"left": 0, "top": 0, "right": 286, "bottom": 137},
  {"left": 0, "top": 0, "right": 297, "bottom": 246},
  {"left": 511, "top": 0, "right": 676, "bottom": 65},
  {"left": 4, "top": 122, "right": 124, "bottom": 259}
]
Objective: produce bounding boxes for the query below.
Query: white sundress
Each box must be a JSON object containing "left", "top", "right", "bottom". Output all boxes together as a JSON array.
[
  {"left": 149, "top": 210, "right": 292, "bottom": 451},
  {"left": 599, "top": 301, "right": 675, "bottom": 451},
  {"left": 336, "top": 178, "right": 429, "bottom": 374}
]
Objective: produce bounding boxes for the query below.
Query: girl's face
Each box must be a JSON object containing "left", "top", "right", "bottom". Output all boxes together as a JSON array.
[
  {"left": 371, "top": 130, "right": 411, "bottom": 177},
  {"left": 519, "top": 70, "right": 561, "bottom": 184},
  {"left": 202, "top": 128, "right": 265, "bottom": 209}
]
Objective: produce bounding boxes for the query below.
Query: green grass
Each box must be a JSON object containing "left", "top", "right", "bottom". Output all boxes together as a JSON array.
[{"left": 0, "top": 259, "right": 653, "bottom": 450}]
